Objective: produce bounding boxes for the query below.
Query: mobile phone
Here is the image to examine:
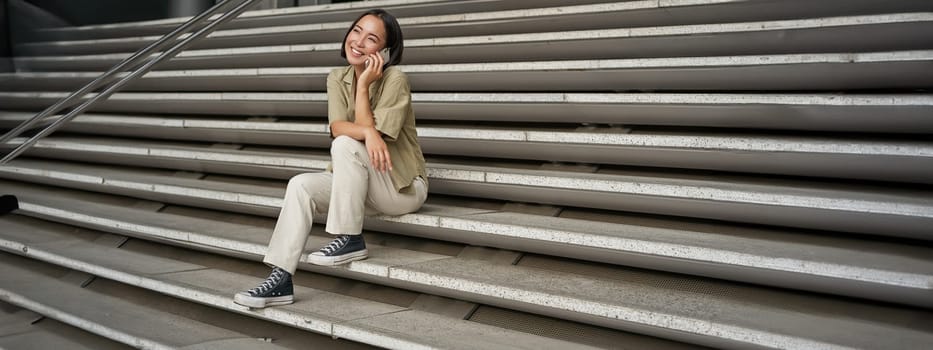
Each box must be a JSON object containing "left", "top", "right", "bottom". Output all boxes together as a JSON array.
[
  {"left": 380, "top": 48, "right": 389, "bottom": 62},
  {"left": 365, "top": 48, "right": 390, "bottom": 67}
]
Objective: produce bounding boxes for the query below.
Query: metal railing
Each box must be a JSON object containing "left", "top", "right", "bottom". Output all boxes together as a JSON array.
[{"left": 0, "top": 0, "right": 261, "bottom": 164}]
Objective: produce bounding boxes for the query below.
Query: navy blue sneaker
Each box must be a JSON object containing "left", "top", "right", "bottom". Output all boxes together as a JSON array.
[
  {"left": 234, "top": 267, "right": 293, "bottom": 308},
  {"left": 308, "top": 235, "right": 368, "bottom": 266}
]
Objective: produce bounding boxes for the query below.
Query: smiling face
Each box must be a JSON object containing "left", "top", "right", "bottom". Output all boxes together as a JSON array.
[{"left": 344, "top": 15, "right": 387, "bottom": 67}]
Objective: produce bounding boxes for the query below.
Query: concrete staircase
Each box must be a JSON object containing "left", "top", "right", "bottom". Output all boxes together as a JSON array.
[{"left": 2, "top": 0, "right": 932, "bottom": 348}]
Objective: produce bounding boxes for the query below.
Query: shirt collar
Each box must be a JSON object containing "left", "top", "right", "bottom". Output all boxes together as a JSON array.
[
  {"left": 340, "top": 65, "right": 383, "bottom": 103},
  {"left": 341, "top": 65, "right": 354, "bottom": 85}
]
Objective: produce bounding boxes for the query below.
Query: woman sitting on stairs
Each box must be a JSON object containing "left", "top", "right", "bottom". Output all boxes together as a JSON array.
[{"left": 234, "top": 9, "right": 428, "bottom": 308}]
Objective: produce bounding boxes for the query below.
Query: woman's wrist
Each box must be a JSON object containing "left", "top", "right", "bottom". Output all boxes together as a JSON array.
[
  {"left": 356, "top": 84, "right": 369, "bottom": 96},
  {"left": 363, "top": 126, "right": 380, "bottom": 140}
]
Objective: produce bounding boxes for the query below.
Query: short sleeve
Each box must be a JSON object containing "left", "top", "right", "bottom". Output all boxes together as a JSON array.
[
  {"left": 326, "top": 69, "right": 349, "bottom": 136},
  {"left": 373, "top": 68, "right": 411, "bottom": 141}
]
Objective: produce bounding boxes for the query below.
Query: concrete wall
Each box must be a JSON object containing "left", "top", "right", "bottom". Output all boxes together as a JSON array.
[
  {"left": 1, "top": 0, "right": 12, "bottom": 72},
  {"left": 252, "top": 0, "right": 336, "bottom": 11},
  {"left": 7, "top": 0, "right": 67, "bottom": 60},
  {"left": 1, "top": 0, "right": 349, "bottom": 71},
  {"left": 22, "top": 0, "right": 215, "bottom": 25}
]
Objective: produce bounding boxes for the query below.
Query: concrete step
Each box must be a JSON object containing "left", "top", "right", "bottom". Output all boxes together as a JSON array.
[
  {"left": 15, "top": 13, "right": 933, "bottom": 71},
  {"left": 3, "top": 91, "right": 932, "bottom": 133},
  {"left": 5, "top": 0, "right": 925, "bottom": 348},
  {"left": 4, "top": 50, "right": 933, "bottom": 91},
  {"left": 7, "top": 176, "right": 933, "bottom": 306},
  {"left": 0, "top": 255, "right": 295, "bottom": 349},
  {"left": 0, "top": 301, "right": 135, "bottom": 350},
  {"left": 3, "top": 179, "right": 932, "bottom": 308},
  {"left": 3, "top": 145, "right": 931, "bottom": 239},
  {"left": 28, "top": 0, "right": 615, "bottom": 42},
  {"left": 18, "top": 0, "right": 933, "bottom": 56},
  {"left": 11, "top": 129, "right": 933, "bottom": 184},
  {"left": 0, "top": 214, "right": 601, "bottom": 350},
  {"left": 1, "top": 184, "right": 931, "bottom": 349}
]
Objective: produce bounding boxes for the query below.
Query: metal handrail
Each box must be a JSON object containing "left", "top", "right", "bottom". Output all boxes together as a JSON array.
[
  {"left": 0, "top": 0, "right": 260, "bottom": 164},
  {"left": 0, "top": 0, "right": 234, "bottom": 146}
]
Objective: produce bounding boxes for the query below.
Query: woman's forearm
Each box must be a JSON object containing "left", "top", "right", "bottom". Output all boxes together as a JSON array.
[
  {"left": 330, "top": 120, "right": 379, "bottom": 141},
  {"left": 354, "top": 87, "right": 375, "bottom": 128},
  {"left": 331, "top": 86, "right": 381, "bottom": 140}
]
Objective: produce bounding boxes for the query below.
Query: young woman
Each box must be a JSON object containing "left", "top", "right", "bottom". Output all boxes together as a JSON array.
[{"left": 235, "top": 9, "right": 427, "bottom": 308}]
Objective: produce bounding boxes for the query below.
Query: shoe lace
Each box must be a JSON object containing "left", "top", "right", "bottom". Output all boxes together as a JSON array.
[
  {"left": 319, "top": 235, "right": 350, "bottom": 255},
  {"left": 248, "top": 268, "right": 284, "bottom": 296}
]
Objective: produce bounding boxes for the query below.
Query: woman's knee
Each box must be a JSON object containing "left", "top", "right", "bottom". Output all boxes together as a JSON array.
[
  {"left": 286, "top": 173, "right": 329, "bottom": 192},
  {"left": 331, "top": 136, "right": 370, "bottom": 170},
  {"left": 331, "top": 135, "right": 363, "bottom": 157},
  {"left": 288, "top": 173, "right": 316, "bottom": 185}
]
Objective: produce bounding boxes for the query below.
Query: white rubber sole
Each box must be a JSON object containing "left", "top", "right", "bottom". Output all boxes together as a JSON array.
[
  {"left": 307, "top": 249, "right": 369, "bottom": 266},
  {"left": 233, "top": 292, "right": 294, "bottom": 308}
]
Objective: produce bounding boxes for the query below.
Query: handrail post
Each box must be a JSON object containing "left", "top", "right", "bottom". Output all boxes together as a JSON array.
[{"left": 1, "top": 0, "right": 260, "bottom": 164}]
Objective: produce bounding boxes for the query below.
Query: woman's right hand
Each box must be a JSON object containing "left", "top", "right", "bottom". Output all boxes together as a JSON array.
[{"left": 358, "top": 52, "right": 385, "bottom": 90}]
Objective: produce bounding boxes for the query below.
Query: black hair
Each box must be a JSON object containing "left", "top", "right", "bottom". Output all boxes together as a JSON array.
[{"left": 340, "top": 9, "right": 404, "bottom": 69}]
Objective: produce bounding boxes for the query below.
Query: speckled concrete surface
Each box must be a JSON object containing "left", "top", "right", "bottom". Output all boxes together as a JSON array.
[
  {"left": 4, "top": 180, "right": 933, "bottom": 348},
  {"left": 12, "top": 181, "right": 933, "bottom": 295},
  {"left": 0, "top": 259, "right": 291, "bottom": 350},
  {"left": 390, "top": 258, "right": 933, "bottom": 349},
  {"left": 0, "top": 216, "right": 602, "bottom": 350},
  {"left": 24, "top": 12, "right": 929, "bottom": 67},
  {"left": 337, "top": 309, "right": 604, "bottom": 350},
  {"left": 3, "top": 90, "right": 931, "bottom": 106},
  {"left": 4, "top": 102, "right": 931, "bottom": 157}
]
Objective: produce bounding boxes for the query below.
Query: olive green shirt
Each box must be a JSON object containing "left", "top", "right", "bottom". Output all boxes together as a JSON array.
[{"left": 327, "top": 65, "right": 428, "bottom": 193}]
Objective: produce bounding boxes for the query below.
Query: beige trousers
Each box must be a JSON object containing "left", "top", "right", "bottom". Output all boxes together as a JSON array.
[{"left": 263, "top": 136, "right": 428, "bottom": 274}]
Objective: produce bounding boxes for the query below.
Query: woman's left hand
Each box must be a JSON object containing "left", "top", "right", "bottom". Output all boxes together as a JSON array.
[{"left": 364, "top": 128, "right": 392, "bottom": 173}]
